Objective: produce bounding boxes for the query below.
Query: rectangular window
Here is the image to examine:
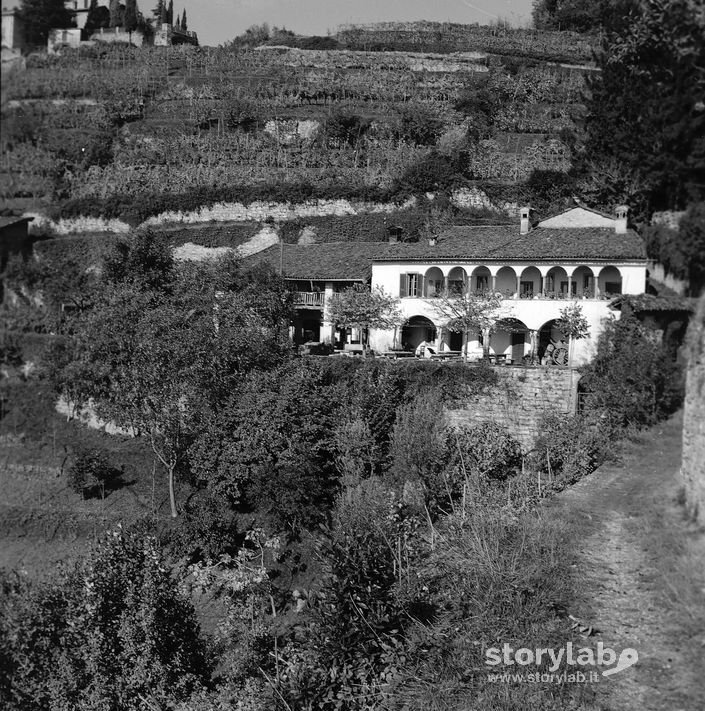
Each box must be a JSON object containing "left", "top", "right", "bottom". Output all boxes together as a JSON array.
[
  {"left": 399, "top": 273, "right": 422, "bottom": 297},
  {"left": 560, "top": 281, "right": 577, "bottom": 295},
  {"left": 476, "top": 275, "right": 489, "bottom": 291}
]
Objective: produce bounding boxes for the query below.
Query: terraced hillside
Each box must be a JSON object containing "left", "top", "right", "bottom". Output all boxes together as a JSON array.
[{"left": 1, "top": 22, "right": 596, "bottom": 232}]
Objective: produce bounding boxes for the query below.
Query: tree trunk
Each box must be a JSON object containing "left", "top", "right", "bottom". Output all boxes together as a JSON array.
[{"left": 168, "top": 464, "right": 177, "bottom": 518}]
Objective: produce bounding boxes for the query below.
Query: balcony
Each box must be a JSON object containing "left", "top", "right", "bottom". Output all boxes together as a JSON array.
[
  {"left": 292, "top": 291, "right": 325, "bottom": 307},
  {"left": 419, "top": 289, "right": 617, "bottom": 301}
]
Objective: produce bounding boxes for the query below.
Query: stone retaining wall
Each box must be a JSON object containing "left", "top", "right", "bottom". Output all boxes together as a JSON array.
[
  {"left": 681, "top": 295, "right": 705, "bottom": 523},
  {"left": 446, "top": 366, "right": 578, "bottom": 450}
]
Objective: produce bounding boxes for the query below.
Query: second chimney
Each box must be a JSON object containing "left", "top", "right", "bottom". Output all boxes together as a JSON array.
[{"left": 615, "top": 205, "right": 629, "bottom": 234}]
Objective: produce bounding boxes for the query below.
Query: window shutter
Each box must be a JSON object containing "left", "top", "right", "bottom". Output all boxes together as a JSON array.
[{"left": 399, "top": 273, "right": 408, "bottom": 297}]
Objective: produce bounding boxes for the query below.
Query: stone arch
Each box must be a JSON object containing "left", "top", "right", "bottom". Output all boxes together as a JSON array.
[
  {"left": 471, "top": 265, "right": 491, "bottom": 293},
  {"left": 401, "top": 315, "right": 438, "bottom": 351},
  {"left": 492, "top": 317, "right": 530, "bottom": 362},
  {"left": 447, "top": 266, "right": 467, "bottom": 295},
  {"left": 519, "top": 266, "right": 542, "bottom": 298},
  {"left": 496, "top": 266, "right": 517, "bottom": 296},
  {"left": 572, "top": 265, "right": 595, "bottom": 298},
  {"left": 538, "top": 318, "right": 569, "bottom": 365},
  {"left": 545, "top": 266, "right": 569, "bottom": 296},
  {"left": 424, "top": 267, "right": 444, "bottom": 297},
  {"left": 598, "top": 265, "right": 622, "bottom": 297}
]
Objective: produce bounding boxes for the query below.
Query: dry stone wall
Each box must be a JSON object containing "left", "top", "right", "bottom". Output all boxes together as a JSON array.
[
  {"left": 681, "top": 295, "right": 705, "bottom": 524},
  {"left": 446, "top": 366, "right": 577, "bottom": 450}
]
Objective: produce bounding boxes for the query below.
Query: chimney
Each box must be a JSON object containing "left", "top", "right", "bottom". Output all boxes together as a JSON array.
[
  {"left": 387, "top": 225, "right": 403, "bottom": 244},
  {"left": 615, "top": 205, "right": 629, "bottom": 234},
  {"left": 520, "top": 206, "right": 531, "bottom": 235}
]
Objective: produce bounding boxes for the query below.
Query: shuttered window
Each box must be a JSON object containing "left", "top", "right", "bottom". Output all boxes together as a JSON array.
[{"left": 399, "top": 273, "right": 423, "bottom": 297}]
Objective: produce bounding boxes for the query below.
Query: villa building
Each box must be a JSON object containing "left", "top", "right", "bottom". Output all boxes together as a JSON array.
[{"left": 249, "top": 205, "right": 647, "bottom": 364}]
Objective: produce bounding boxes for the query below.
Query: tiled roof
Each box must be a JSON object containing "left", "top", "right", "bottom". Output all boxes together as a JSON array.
[
  {"left": 374, "top": 225, "right": 646, "bottom": 261},
  {"left": 245, "top": 225, "right": 645, "bottom": 280},
  {"left": 246, "top": 242, "right": 394, "bottom": 280}
]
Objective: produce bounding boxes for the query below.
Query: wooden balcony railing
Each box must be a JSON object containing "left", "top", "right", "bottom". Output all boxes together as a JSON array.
[{"left": 292, "top": 291, "right": 325, "bottom": 307}]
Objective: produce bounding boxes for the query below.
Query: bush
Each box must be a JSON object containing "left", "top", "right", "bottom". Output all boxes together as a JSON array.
[
  {"left": 451, "top": 421, "right": 523, "bottom": 481},
  {"left": 67, "top": 448, "right": 121, "bottom": 498},
  {"left": 579, "top": 314, "right": 685, "bottom": 429},
  {"left": 532, "top": 412, "right": 612, "bottom": 489}
]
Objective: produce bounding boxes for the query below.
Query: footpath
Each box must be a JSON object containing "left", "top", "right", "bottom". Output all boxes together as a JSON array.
[{"left": 549, "top": 411, "right": 705, "bottom": 711}]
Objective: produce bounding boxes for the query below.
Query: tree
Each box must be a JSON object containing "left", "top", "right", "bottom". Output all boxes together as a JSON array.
[
  {"left": 166, "top": 0, "right": 173, "bottom": 24},
  {"left": 108, "top": 0, "right": 120, "bottom": 27},
  {"left": 433, "top": 290, "right": 504, "bottom": 360},
  {"left": 181, "top": 8, "right": 187, "bottom": 31},
  {"left": 555, "top": 302, "right": 590, "bottom": 365},
  {"left": 124, "top": 0, "right": 138, "bottom": 40},
  {"left": 676, "top": 202, "right": 705, "bottom": 295},
  {"left": 84, "top": 0, "right": 110, "bottom": 35},
  {"left": 326, "top": 284, "right": 402, "bottom": 356},
  {"left": 18, "top": 0, "right": 74, "bottom": 46},
  {"left": 153, "top": 0, "right": 164, "bottom": 22},
  {"left": 582, "top": 0, "right": 705, "bottom": 217}
]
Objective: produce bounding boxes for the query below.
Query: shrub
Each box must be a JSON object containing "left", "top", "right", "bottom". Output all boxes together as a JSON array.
[
  {"left": 579, "top": 314, "right": 685, "bottom": 429},
  {"left": 532, "top": 412, "right": 612, "bottom": 489},
  {"left": 67, "top": 448, "right": 121, "bottom": 498},
  {"left": 451, "top": 421, "right": 523, "bottom": 481}
]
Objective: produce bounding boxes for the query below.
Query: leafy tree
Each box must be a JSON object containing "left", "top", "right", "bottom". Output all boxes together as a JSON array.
[
  {"left": 433, "top": 290, "right": 504, "bottom": 360},
  {"left": 555, "top": 302, "right": 590, "bottom": 365},
  {"left": 124, "top": 0, "right": 138, "bottom": 39},
  {"left": 181, "top": 8, "right": 187, "bottom": 31},
  {"left": 532, "top": 0, "right": 640, "bottom": 33},
  {"left": 579, "top": 314, "right": 684, "bottom": 428},
  {"left": 108, "top": 0, "right": 121, "bottom": 27},
  {"left": 152, "top": 0, "right": 164, "bottom": 22},
  {"left": 327, "top": 284, "right": 402, "bottom": 356},
  {"left": 675, "top": 202, "right": 705, "bottom": 295},
  {"left": 84, "top": 0, "right": 110, "bottom": 35},
  {"left": 166, "top": 0, "right": 173, "bottom": 24},
  {"left": 582, "top": 0, "right": 705, "bottom": 216},
  {"left": 190, "top": 360, "right": 344, "bottom": 531},
  {"left": 103, "top": 229, "right": 175, "bottom": 293},
  {"left": 18, "top": 0, "right": 74, "bottom": 46},
  {"left": 451, "top": 422, "right": 522, "bottom": 482}
]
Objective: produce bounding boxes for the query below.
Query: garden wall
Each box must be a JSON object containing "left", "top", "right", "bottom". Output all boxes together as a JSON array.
[
  {"left": 681, "top": 295, "right": 705, "bottom": 524},
  {"left": 446, "top": 366, "right": 577, "bottom": 450}
]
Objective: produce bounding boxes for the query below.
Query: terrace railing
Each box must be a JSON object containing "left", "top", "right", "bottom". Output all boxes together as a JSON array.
[{"left": 292, "top": 291, "right": 325, "bottom": 307}]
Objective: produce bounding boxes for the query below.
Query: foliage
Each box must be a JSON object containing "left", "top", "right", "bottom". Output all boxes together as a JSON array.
[
  {"left": 582, "top": 0, "right": 705, "bottom": 216},
  {"left": 18, "top": 0, "right": 75, "bottom": 46},
  {"left": 66, "top": 447, "right": 122, "bottom": 498},
  {"left": 533, "top": 412, "right": 612, "bottom": 488},
  {"left": 579, "top": 314, "right": 684, "bottom": 429},
  {"left": 103, "top": 229, "right": 175, "bottom": 292},
  {"left": 532, "top": 0, "right": 639, "bottom": 33},
  {"left": 433, "top": 290, "right": 504, "bottom": 359},
  {"left": 451, "top": 422, "right": 523, "bottom": 482},
  {"left": 1, "top": 529, "right": 210, "bottom": 710},
  {"left": 189, "top": 360, "right": 344, "bottom": 532},
  {"left": 387, "top": 393, "right": 447, "bottom": 498},
  {"left": 327, "top": 284, "right": 402, "bottom": 352},
  {"left": 278, "top": 481, "right": 417, "bottom": 709}
]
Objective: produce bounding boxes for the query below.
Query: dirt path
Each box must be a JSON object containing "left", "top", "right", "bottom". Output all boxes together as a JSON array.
[{"left": 548, "top": 412, "right": 705, "bottom": 711}]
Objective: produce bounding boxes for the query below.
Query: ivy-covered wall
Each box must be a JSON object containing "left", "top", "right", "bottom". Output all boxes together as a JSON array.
[{"left": 446, "top": 366, "right": 577, "bottom": 450}]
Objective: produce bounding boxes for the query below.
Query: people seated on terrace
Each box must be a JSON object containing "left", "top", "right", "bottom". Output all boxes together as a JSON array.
[{"left": 415, "top": 341, "right": 436, "bottom": 358}]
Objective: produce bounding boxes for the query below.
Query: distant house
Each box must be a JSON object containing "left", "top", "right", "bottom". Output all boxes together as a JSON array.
[
  {"left": 0, "top": 215, "right": 33, "bottom": 269},
  {"left": 1, "top": 5, "right": 26, "bottom": 51},
  {"left": 247, "top": 205, "right": 648, "bottom": 364}
]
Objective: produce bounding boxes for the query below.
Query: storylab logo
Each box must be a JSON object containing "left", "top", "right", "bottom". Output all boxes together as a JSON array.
[{"left": 485, "top": 642, "right": 639, "bottom": 683}]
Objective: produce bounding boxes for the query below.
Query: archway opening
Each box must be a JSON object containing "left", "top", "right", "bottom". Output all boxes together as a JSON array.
[
  {"left": 572, "top": 265, "right": 595, "bottom": 298},
  {"left": 519, "top": 266, "right": 542, "bottom": 298},
  {"left": 401, "top": 315, "right": 437, "bottom": 351},
  {"left": 492, "top": 318, "right": 529, "bottom": 362},
  {"left": 496, "top": 266, "right": 517, "bottom": 297},
  {"left": 598, "top": 266, "right": 622, "bottom": 297},
  {"left": 545, "top": 266, "right": 570, "bottom": 297},
  {"left": 538, "top": 319, "right": 569, "bottom": 365},
  {"left": 447, "top": 266, "right": 467, "bottom": 296},
  {"left": 471, "top": 266, "right": 491, "bottom": 293},
  {"left": 424, "top": 267, "right": 444, "bottom": 297}
]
